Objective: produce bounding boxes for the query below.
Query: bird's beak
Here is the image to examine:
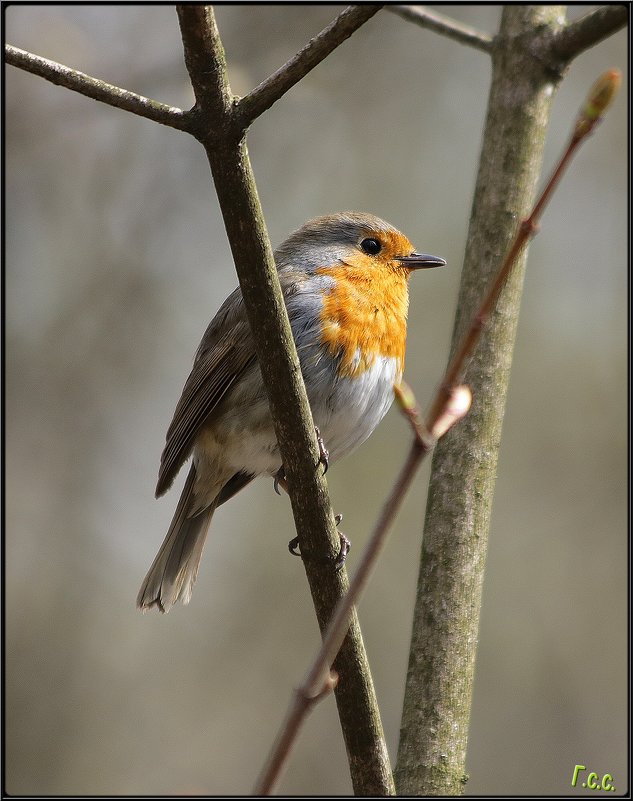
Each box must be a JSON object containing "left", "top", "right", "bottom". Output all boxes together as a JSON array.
[{"left": 397, "top": 252, "right": 447, "bottom": 269}]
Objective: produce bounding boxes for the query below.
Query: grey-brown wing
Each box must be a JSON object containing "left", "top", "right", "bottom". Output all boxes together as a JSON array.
[
  {"left": 156, "top": 320, "right": 256, "bottom": 497},
  {"left": 155, "top": 266, "right": 309, "bottom": 498}
]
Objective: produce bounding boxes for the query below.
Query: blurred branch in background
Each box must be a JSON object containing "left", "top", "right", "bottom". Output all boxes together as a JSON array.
[
  {"left": 388, "top": 5, "right": 493, "bottom": 52},
  {"left": 394, "top": 5, "right": 625, "bottom": 794},
  {"left": 389, "top": 3, "right": 627, "bottom": 59}
]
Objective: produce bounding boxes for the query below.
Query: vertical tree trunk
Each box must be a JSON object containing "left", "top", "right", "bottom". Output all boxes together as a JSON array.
[{"left": 395, "top": 6, "right": 566, "bottom": 795}]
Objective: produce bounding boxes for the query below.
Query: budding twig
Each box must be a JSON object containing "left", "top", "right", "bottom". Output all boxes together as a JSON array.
[{"left": 426, "top": 68, "right": 621, "bottom": 429}]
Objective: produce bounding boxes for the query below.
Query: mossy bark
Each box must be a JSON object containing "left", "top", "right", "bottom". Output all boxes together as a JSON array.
[{"left": 395, "top": 6, "right": 566, "bottom": 795}]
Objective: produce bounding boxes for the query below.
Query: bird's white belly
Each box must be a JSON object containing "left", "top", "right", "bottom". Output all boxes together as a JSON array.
[
  {"left": 195, "top": 351, "right": 400, "bottom": 478},
  {"left": 308, "top": 353, "right": 401, "bottom": 463}
]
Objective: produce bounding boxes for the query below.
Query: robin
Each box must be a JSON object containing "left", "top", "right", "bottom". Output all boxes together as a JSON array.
[{"left": 137, "top": 212, "right": 445, "bottom": 613}]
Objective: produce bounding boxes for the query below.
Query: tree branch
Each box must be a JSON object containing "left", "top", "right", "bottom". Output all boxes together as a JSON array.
[
  {"left": 550, "top": 5, "right": 628, "bottom": 62},
  {"left": 234, "top": 4, "right": 382, "bottom": 130},
  {"left": 4, "top": 44, "right": 191, "bottom": 131},
  {"left": 388, "top": 5, "right": 493, "bottom": 53},
  {"left": 395, "top": 5, "right": 567, "bottom": 795},
  {"left": 175, "top": 5, "right": 394, "bottom": 795}
]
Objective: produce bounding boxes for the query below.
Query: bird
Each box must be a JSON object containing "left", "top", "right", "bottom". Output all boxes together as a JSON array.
[{"left": 137, "top": 212, "right": 445, "bottom": 613}]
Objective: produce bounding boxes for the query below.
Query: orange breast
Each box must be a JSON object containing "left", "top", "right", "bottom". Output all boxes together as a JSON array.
[{"left": 316, "top": 258, "right": 410, "bottom": 379}]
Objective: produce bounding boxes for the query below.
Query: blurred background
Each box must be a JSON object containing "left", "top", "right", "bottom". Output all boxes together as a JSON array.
[{"left": 5, "top": 5, "right": 627, "bottom": 796}]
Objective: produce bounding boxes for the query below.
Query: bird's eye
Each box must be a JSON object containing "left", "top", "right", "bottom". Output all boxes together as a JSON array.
[{"left": 360, "top": 237, "right": 382, "bottom": 255}]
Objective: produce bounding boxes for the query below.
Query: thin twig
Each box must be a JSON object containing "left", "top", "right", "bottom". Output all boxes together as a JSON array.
[
  {"left": 551, "top": 5, "right": 628, "bottom": 62},
  {"left": 425, "top": 69, "right": 621, "bottom": 429},
  {"left": 255, "top": 385, "right": 471, "bottom": 795},
  {"left": 234, "top": 5, "right": 382, "bottom": 130},
  {"left": 388, "top": 5, "right": 493, "bottom": 53},
  {"left": 4, "top": 44, "right": 191, "bottom": 131}
]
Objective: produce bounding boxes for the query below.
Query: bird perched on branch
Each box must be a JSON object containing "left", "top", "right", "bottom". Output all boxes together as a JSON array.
[{"left": 137, "top": 212, "right": 445, "bottom": 613}]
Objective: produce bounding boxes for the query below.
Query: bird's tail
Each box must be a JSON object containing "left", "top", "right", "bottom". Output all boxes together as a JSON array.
[{"left": 137, "top": 464, "right": 216, "bottom": 613}]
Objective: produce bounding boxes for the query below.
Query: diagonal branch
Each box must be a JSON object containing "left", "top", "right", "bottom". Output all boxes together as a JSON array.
[
  {"left": 388, "top": 5, "right": 493, "bottom": 53},
  {"left": 234, "top": 4, "right": 382, "bottom": 130},
  {"left": 176, "top": 5, "right": 394, "bottom": 795},
  {"left": 4, "top": 44, "right": 191, "bottom": 131},
  {"left": 550, "top": 5, "right": 628, "bottom": 62}
]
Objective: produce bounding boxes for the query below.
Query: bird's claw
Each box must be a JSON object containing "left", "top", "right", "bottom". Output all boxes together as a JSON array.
[
  {"left": 334, "top": 530, "right": 351, "bottom": 571},
  {"left": 333, "top": 514, "right": 350, "bottom": 570},
  {"left": 287, "top": 514, "right": 350, "bottom": 569},
  {"left": 274, "top": 429, "right": 328, "bottom": 497},
  {"left": 315, "top": 426, "right": 329, "bottom": 475},
  {"left": 274, "top": 466, "right": 287, "bottom": 496}
]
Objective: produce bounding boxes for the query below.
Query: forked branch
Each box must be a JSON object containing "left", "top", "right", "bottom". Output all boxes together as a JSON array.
[
  {"left": 389, "top": 4, "right": 627, "bottom": 65},
  {"left": 5, "top": 4, "right": 383, "bottom": 137},
  {"left": 551, "top": 6, "right": 629, "bottom": 61}
]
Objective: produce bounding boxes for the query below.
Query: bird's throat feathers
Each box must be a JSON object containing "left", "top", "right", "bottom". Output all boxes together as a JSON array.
[{"left": 316, "top": 260, "right": 409, "bottom": 379}]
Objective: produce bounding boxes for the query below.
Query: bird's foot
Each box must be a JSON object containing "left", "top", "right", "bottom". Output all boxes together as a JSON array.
[
  {"left": 273, "top": 466, "right": 287, "bottom": 496},
  {"left": 273, "top": 427, "right": 328, "bottom": 497},
  {"left": 315, "top": 426, "right": 329, "bottom": 475},
  {"left": 288, "top": 513, "right": 350, "bottom": 570},
  {"left": 333, "top": 513, "right": 350, "bottom": 570}
]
